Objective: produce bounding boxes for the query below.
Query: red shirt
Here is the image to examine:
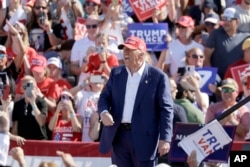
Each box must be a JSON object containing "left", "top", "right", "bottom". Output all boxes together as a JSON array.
[
  {"left": 55, "top": 78, "right": 72, "bottom": 92},
  {"left": 85, "top": 53, "right": 119, "bottom": 74},
  {"left": 16, "top": 77, "right": 59, "bottom": 99},
  {"left": 52, "top": 114, "right": 82, "bottom": 142}
]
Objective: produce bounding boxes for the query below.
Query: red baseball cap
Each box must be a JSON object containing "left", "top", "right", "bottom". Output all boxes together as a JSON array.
[
  {"left": 30, "top": 55, "right": 47, "bottom": 73},
  {"left": 118, "top": 36, "right": 146, "bottom": 52},
  {"left": 87, "top": 0, "right": 101, "bottom": 5},
  {"left": 177, "top": 16, "right": 194, "bottom": 28}
]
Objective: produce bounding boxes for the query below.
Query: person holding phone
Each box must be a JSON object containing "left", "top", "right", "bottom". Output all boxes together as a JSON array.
[
  {"left": 72, "top": 73, "right": 107, "bottom": 142},
  {"left": 11, "top": 75, "right": 48, "bottom": 140},
  {"left": 85, "top": 32, "right": 119, "bottom": 76},
  {"left": 28, "top": 0, "right": 65, "bottom": 53},
  {"left": 49, "top": 91, "right": 83, "bottom": 141}
]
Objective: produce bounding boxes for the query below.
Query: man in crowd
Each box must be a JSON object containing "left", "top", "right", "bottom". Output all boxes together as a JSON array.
[{"left": 204, "top": 7, "right": 250, "bottom": 78}]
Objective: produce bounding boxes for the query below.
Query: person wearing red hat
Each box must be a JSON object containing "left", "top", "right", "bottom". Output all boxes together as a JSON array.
[
  {"left": 158, "top": 15, "right": 204, "bottom": 77},
  {"left": 98, "top": 36, "right": 173, "bottom": 167},
  {"left": 14, "top": 55, "right": 60, "bottom": 139}
]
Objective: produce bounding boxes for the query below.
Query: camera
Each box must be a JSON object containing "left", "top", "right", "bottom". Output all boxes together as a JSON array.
[
  {"left": 38, "top": 12, "right": 46, "bottom": 25},
  {"left": 25, "top": 82, "right": 34, "bottom": 97},
  {"left": 96, "top": 46, "right": 104, "bottom": 54},
  {"left": 0, "top": 79, "right": 4, "bottom": 98},
  {"left": 185, "top": 66, "right": 195, "bottom": 74},
  {"left": 90, "top": 75, "right": 105, "bottom": 83}
]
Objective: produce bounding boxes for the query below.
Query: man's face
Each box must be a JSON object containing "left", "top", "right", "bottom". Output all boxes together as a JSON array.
[
  {"left": 123, "top": 47, "right": 145, "bottom": 70},
  {"left": 222, "top": 17, "right": 238, "bottom": 33},
  {"left": 221, "top": 87, "right": 238, "bottom": 103},
  {"left": 177, "top": 24, "right": 193, "bottom": 40},
  {"left": 86, "top": 19, "right": 99, "bottom": 39},
  {"left": 33, "top": 0, "right": 48, "bottom": 17}
]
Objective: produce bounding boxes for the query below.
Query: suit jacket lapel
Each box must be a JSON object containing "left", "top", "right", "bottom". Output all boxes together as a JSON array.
[
  {"left": 133, "top": 64, "right": 151, "bottom": 113},
  {"left": 117, "top": 67, "right": 128, "bottom": 119}
]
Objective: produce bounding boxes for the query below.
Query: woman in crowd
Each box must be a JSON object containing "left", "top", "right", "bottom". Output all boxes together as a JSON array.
[
  {"left": 47, "top": 56, "right": 72, "bottom": 92},
  {"left": 0, "top": 0, "right": 32, "bottom": 45},
  {"left": 176, "top": 47, "right": 209, "bottom": 115},
  {"left": 45, "top": 39, "right": 76, "bottom": 85},
  {"left": 15, "top": 55, "right": 60, "bottom": 139},
  {"left": 49, "top": 91, "right": 82, "bottom": 141},
  {"left": 84, "top": 32, "right": 119, "bottom": 77},
  {"left": 5, "top": 21, "right": 37, "bottom": 83},
  {"left": 83, "top": 0, "right": 101, "bottom": 18},
  {"left": 71, "top": 73, "right": 106, "bottom": 142}
]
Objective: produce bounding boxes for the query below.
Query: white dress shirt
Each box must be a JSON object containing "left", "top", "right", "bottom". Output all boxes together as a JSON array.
[{"left": 121, "top": 62, "right": 146, "bottom": 123}]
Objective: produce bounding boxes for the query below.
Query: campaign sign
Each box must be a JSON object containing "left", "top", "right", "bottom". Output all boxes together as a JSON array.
[
  {"left": 123, "top": 0, "right": 134, "bottom": 16},
  {"left": 127, "top": 23, "right": 168, "bottom": 51},
  {"left": 169, "top": 123, "right": 236, "bottom": 163},
  {"left": 74, "top": 17, "right": 87, "bottom": 40},
  {"left": 231, "top": 64, "right": 250, "bottom": 92},
  {"left": 196, "top": 67, "right": 218, "bottom": 95},
  {"left": 129, "top": 0, "right": 167, "bottom": 22}
]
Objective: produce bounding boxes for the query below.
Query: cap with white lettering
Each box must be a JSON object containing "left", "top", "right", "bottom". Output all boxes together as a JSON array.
[{"left": 118, "top": 36, "right": 146, "bottom": 51}]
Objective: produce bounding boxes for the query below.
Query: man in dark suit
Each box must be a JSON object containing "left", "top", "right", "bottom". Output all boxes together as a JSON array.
[{"left": 98, "top": 36, "right": 174, "bottom": 167}]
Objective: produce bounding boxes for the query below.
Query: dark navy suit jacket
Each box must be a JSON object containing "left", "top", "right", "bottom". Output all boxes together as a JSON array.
[{"left": 98, "top": 63, "right": 174, "bottom": 161}]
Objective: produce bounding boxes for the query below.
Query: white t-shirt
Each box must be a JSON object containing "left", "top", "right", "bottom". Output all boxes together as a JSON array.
[
  {"left": 75, "top": 90, "right": 101, "bottom": 142},
  {"left": 0, "top": 133, "right": 10, "bottom": 166},
  {"left": 70, "top": 37, "right": 95, "bottom": 67},
  {"left": 233, "top": 5, "right": 250, "bottom": 33},
  {"left": 165, "top": 39, "right": 204, "bottom": 76}
]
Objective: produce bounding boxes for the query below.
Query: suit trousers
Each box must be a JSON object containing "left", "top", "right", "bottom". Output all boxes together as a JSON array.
[{"left": 111, "top": 125, "right": 156, "bottom": 167}]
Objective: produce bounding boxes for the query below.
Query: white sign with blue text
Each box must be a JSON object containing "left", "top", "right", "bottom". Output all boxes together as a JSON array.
[
  {"left": 178, "top": 120, "right": 232, "bottom": 164},
  {"left": 127, "top": 23, "right": 168, "bottom": 51}
]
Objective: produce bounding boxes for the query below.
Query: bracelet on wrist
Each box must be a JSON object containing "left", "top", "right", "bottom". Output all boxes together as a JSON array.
[
  {"left": 32, "top": 104, "right": 37, "bottom": 110},
  {"left": 70, "top": 112, "right": 75, "bottom": 118},
  {"left": 101, "top": 60, "right": 106, "bottom": 64},
  {"left": 47, "top": 29, "right": 53, "bottom": 35}
]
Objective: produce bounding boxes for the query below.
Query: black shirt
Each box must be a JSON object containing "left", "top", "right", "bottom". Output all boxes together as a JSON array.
[{"left": 12, "top": 97, "right": 48, "bottom": 140}]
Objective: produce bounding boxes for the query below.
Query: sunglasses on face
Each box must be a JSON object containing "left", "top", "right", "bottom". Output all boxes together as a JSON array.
[
  {"left": 101, "top": 0, "right": 108, "bottom": 4},
  {"left": 85, "top": 1, "right": 97, "bottom": 6},
  {"left": 86, "top": 24, "right": 98, "bottom": 29},
  {"left": 221, "top": 87, "right": 235, "bottom": 93},
  {"left": 0, "top": 54, "right": 6, "bottom": 59},
  {"left": 35, "top": 6, "right": 47, "bottom": 10},
  {"left": 222, "top": 17, "right": 236, "bottom": 22},
  {"left": 205, "top": 22, "right": 216, "bottom": 27},
  {"left": 189, "top": 54, "right": 204, "bottom": 59}
]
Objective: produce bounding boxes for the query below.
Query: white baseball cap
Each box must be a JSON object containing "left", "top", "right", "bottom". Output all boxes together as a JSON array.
[{"left": 47, "top": 57, "right": 62, "bottom": 69}]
